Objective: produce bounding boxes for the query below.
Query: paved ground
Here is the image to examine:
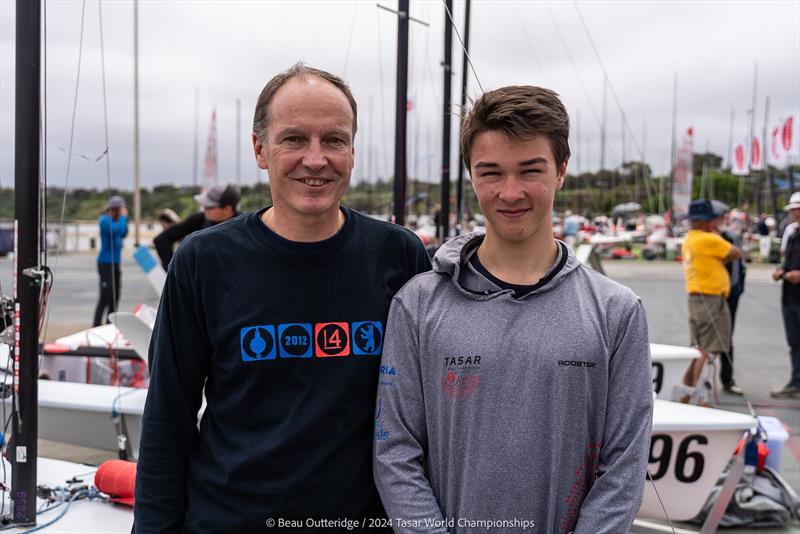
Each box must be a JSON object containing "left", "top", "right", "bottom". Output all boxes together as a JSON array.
[{"left": 0, "top": 251, "right": 798, "bottom": 532}]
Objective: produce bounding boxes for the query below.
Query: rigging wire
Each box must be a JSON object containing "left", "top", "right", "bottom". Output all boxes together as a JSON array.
[
  {"left": 375, "top": 7, "right": 390, "bottom": 181},
  {"left": 512, "top": 2, "right": 548, "bottom": 87},
  {"left": 341, "top": 2, "right": 359, "bottom": 79},
  {"left": 570, "top": 0, "right": 661, "bottom": 204},
  {"left": 97, "top": 0, "right": 129, "bottom": 457},
  {"left": 40, "top": 0, "right": 88, "bottom": 345},
  {"left": 441, "top": 0, "right": 483, "bottom": 94},
  {"left": 531, "top": 1, "right": 608, "bottom": 211}
]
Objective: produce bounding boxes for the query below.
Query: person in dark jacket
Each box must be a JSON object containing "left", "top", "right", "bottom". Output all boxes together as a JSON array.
[
  {"left": 152, "top": 184, "right": 240, "bottom": 269},
  {"left": 93, "top": 195, "right": 128, "bottom": 326},
  {"left": 711, "top": 200, "right": 745, "bottom": 395},
  {"left": 771, "top": 194, "right": 800, "bottom": 398}
]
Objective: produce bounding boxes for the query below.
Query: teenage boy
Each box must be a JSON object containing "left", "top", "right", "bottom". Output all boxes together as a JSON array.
[{"left": 374, "top": 85, "right": 653, "bottom": 533}]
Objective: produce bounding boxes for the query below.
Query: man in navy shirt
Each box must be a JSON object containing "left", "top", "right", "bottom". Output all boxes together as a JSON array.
[
  {"left": 134, "top": 64, "right": 430, "bottom": 533},
  {"left": 93, "top": 195, "right": 128, "bottom": 326}
]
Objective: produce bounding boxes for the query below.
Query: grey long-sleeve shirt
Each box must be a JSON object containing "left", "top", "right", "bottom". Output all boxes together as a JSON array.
[{"left": 374, "top": 233, "right": 653, "bottom": 534}]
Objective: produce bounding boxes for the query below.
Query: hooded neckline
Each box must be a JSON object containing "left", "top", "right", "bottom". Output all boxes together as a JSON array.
[{"left": 432, "top": 231, "right": 580, "bottom": 301}]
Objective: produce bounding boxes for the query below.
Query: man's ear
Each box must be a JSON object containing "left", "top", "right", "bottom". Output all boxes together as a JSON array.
[
  {"left": 556, "top": 159, "right": 568, "bottom": 190},
  {"left": 253, "top": 133, "right": 268, "bottom": 170}
]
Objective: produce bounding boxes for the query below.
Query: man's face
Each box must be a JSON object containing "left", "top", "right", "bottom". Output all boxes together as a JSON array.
[
  {"left": 204, "top": 205, "right": 234, "bottom": 223},
  {"left": 791, "top": 208, "right": 800, "bottom": 223},
  {"left": 252, "top": 76, "right": 354, "bottom": 219},
  {"left": 109, "top": 207, "right": 121, "bottom": 221},
  {"left": 469, "top": 131, "right": 566, "bottom": 244}
]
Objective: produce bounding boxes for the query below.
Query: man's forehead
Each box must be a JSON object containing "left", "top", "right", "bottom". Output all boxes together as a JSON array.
[{"left": 272, "top": 76, "right": 351, "bottom": 111}]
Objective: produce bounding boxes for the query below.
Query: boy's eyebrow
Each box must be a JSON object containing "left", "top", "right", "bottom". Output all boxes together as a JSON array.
[
  {"left": 473, "top": 161, "right": 499, "bottom": 169},
  {"left": 519, "top": 157, "right": 548, "bottom": 166}
]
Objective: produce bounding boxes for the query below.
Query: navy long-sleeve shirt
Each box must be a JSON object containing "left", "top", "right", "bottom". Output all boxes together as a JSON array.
[{"left": 134, "top": 207, "right": 431, "bottom": 533}]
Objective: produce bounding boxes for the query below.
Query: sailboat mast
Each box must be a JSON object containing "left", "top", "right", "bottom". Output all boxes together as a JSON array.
[
  {"left": 192, "top": 88, "right": 199, "bottom": 187},
  {"left": 392, "top": 0, "right": 410, "bottom": 225},
  {"left": 12, "top": 0, "right": 41, "bottom": 525},
  {"left": 764, "top": 96, "right": 777, "bottom": 217},
  {"left": 236, "top": 98, "right": 241, "bottom": 185},
  {"left": 668, "top": 73, "right": 677, "bottom": 224},
  {"left": 439, "top": 0, "right": 453, "bottom": 240},
  {"left": 455, "top": 0, "right": 471, "bottom": 236},
  {"left": 133, "top": 0, "right": 141, "bottom": 245},
  {"left": 750, "top": 64, "right": 759, "bottom": 213}
]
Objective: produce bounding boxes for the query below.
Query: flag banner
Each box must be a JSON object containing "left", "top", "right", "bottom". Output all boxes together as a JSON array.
[
  {"left": 732, "top": 140, "right": 749, "bottom": 176},
  {"left": 750, "top": 135, "right": 763, "bottom": 171},
  {"left": 782, "top": 115, "right": 796, "bottom": 154},
  {"left": 768, "top": 119, "right": 787, "bottom": 166},
  {"left": 672, "top": 127, "right": 694, "bottom": 216}
]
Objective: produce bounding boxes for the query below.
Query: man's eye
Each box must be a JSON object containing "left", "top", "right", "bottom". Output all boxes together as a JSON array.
[
  {"left": 283, "top": 136, "right": 303, "bottom": 143},
  {"left": 479, "top": 172, "right": 501, "bottom": 178},
  {"left": 522, "top": 169, "right": 542, "bottom": 174},
  {"left": 326, "top": 138, "right": 347, "bottom": 146}
]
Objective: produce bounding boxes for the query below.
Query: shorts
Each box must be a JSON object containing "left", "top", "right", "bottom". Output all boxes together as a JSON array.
[{"left": 688, "top": 293, "right": 731, "bottom": 354}]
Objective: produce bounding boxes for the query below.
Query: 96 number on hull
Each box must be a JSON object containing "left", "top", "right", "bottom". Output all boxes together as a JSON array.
[{"left": 648, "top": 434, "right": 707, "bottom": 483}]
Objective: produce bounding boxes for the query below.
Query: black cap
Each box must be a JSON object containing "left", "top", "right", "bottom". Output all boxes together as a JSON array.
[
  {"left": 688, "top": 199, "right": 715, "bottom": 221},
  {"left": 194, "top": 184, "right": 241, "bottom": 209}
]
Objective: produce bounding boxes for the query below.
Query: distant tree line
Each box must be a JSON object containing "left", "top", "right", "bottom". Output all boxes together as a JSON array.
[{"left": 0, "top": 156, "right": 796, "bottom": 222}]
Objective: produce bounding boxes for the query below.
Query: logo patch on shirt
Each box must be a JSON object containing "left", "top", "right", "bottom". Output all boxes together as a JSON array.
[
  {"left": 315, "top": 322, "right": 350, "bottom": 357},
  {"left": 378, "top": 365, "right": 397, "bottom": 386},
  {"left": 352, "top": 321, "right": 383, "bottom": 355},
  {"left": 240, "top": 326, "right": 276, "bottom": 361},
  {"left": 557, "top": 360, "right": 596, "bottom": 368},
  {"left": 441, "top": 355, "right": 481, "bottom": 399},
  {"left": 278, "top": 323, "right": 313, "bottom": 358}
]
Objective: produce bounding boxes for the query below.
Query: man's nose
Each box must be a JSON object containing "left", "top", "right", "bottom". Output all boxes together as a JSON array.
[
  {"left": 498, "top": 176, "right": 525, "bottom": 203},
  {"left": 302, "top": 139, "right": 327, "bottom": 172}
]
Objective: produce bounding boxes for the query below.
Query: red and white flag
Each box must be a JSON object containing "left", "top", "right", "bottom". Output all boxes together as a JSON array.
[
  {"left": 731, "top": 140, "right": 749, "bottom": 176},
  {"left": 750, "top": 135, "right": 763, "bottom": 171},
  {"left": 767, "top": 115, "right": 797, "bottom": 167}
]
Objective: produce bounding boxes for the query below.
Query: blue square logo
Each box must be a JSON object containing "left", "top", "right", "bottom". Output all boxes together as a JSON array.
[
  {"left": 240, "top": 325, "right": 276, "bottom": 361},
  {"left": 278, "top": 323, "right": 313, "bottom": 358},
  {"left": 351, "top": 321, "right": 383, "bottom": 355}
]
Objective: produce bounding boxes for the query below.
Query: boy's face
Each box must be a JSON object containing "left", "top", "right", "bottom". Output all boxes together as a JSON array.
[{"left": 469, "top": 131, "right": 566, "bottom": 245}]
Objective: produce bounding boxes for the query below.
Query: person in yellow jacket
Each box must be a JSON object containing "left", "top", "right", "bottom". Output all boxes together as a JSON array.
[{"left": 679, "top": 199, "right": 744, "bottom": 403}]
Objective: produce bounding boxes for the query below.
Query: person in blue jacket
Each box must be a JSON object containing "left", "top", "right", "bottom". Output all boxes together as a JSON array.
[{"left": 93, "top": 195, "right": 128, "bottom": 326}]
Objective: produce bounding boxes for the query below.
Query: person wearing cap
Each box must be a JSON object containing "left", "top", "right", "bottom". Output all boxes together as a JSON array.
[
  {"left": 134, "top": 63, "right": 430, "bottom": 533},
  {"left": 770, "top": 192, "right": 800, "bottom": 398},
  {"left": 157, "top": 208, "right": 180, "bottom": 232},
  {"left": 710, "top": 200, "right": 746, "bottom": 395},
  {"left": 678, "top": 199, "right": 744, "bottom": 404},
  {"left": 152, "top": 184, "right": 241, "bottom": 270},
  {"left": 93, "top": 195, "right": 128, "bottom": 326}
]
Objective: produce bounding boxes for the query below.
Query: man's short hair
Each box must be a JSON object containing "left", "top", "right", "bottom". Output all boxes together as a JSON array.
[
  {"left": 460, "top": 85, "right": 570, "bottom": 171},
  {"left": 252, "top": 62, "right": 358, "bottom": 142}
]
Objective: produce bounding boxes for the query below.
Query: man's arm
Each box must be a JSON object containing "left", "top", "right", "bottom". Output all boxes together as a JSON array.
[
  {"left": 722, "top": 245, "right": 744, "bottom": 263},
  {"left": 374, "top": 297, "right": 447, "bottom": 534},
  {"left": 153, "top": 212, "right": 204, "bottom": 269},
  {"left": 133, "top": 259, "right": 212, "bottom": 533},
  {"left": 573, "top": 300, "right": 653, "bottom": 534}
]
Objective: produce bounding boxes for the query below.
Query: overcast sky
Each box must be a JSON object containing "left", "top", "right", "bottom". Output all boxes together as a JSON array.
[{"left": 1, "top": 0, "right": 798, "bottom": 191}]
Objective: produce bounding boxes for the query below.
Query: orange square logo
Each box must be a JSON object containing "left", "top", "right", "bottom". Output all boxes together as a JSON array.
[{"left": 314, "top": 322, "right": 350, "bottom": 357}]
